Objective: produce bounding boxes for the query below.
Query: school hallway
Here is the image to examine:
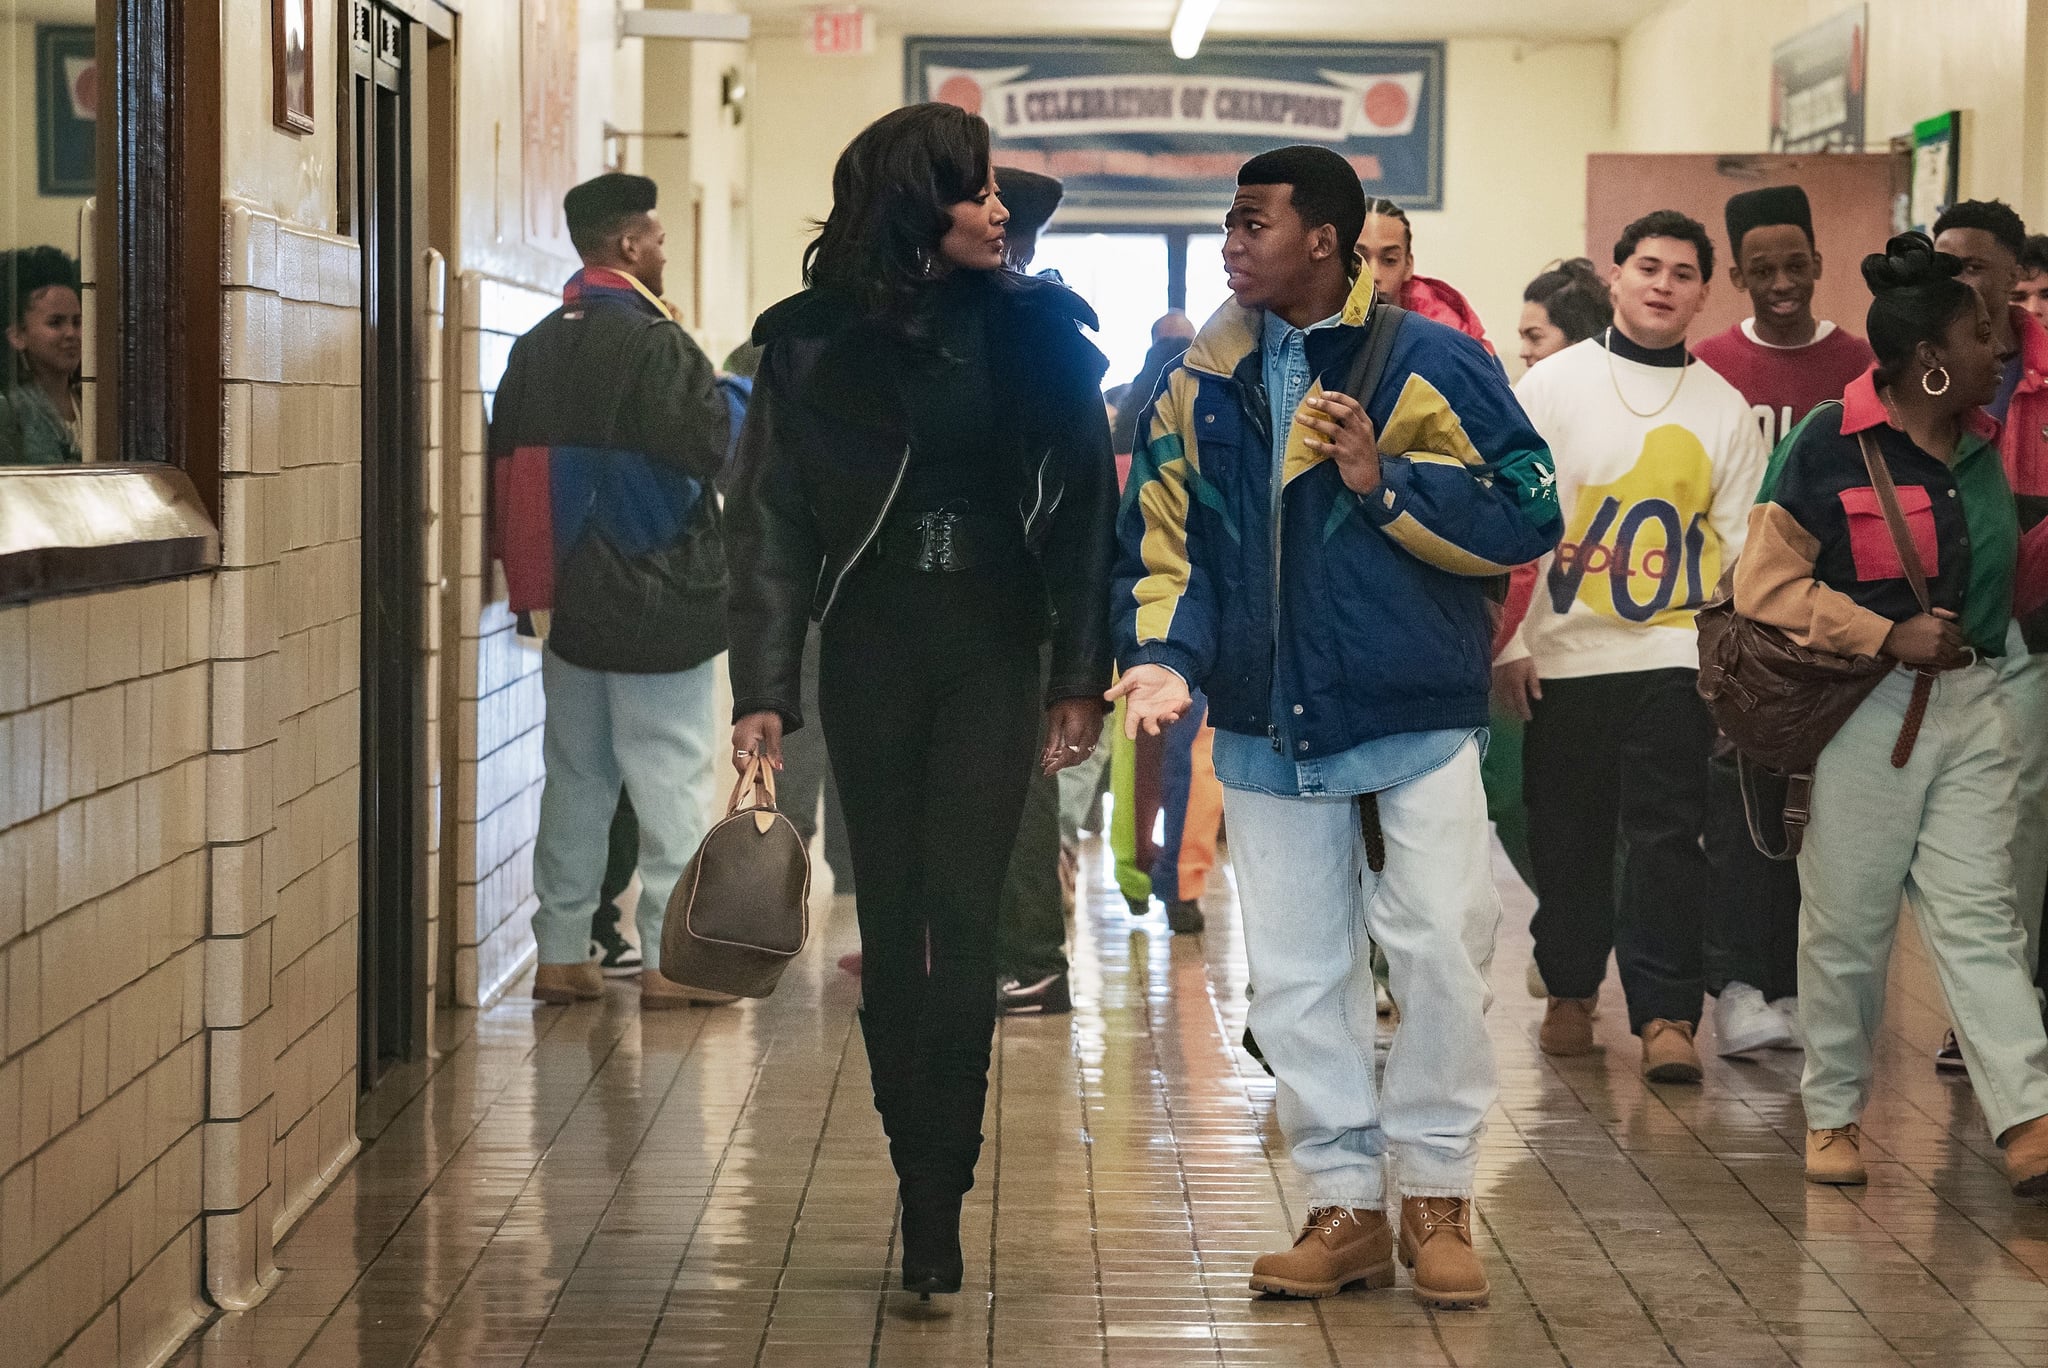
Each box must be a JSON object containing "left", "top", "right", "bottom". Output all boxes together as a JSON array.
[{"left": 161, "top": 835, "right": 2048, "bottom": 1368}]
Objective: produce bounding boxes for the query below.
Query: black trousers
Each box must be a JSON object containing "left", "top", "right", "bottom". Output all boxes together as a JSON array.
[
  {"left": 1701, "top": 752, "right": 1800, "bottom": 1002},
  {"left": 819, "top": 558, "right": 1043, "bottom": 1200},
  {"left": 1523, "top": 668, "right": 1713, "bottom": 1032}
]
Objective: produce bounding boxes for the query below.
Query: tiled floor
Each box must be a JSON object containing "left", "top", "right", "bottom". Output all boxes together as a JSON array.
[{"left": 169, "top": 838, "right": 2048, "bottom": 1367}]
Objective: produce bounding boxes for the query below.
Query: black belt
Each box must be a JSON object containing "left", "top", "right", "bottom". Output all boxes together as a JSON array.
[{"left": 873, "top": 509, "right": 1024, "bottom": 573}]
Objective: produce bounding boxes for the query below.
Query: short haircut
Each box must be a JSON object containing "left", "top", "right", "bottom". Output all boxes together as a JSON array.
[
  {"left": 1237, "top": 146, "right": 1367, "bottom": 256},
  {"left": 1613, "top": 209, "right": 1714, "bottom": 282},
  {"left": 2022, "top": 234, "right": 2048, "bottom": 279},
  {"left": 1363, "top": 197, "right": 1412, "bottom": 250},
  {"left": 1724, "top": 184, "right": 1814, "bottom": 257},
  {"left": 1934, "top": 198, "right": 2027, "bottom": 260},
  {"left": 1, "top": 245, "right": 80, "bottom": 328},
  {"left": 564, "top": 172, "right": 658, "bottom": 258},
  {"left": 995, "top": 167, "right": 1063, "bottom": 240},
  {"left": 1523, "top": 257, "right": 1611, "bottom": 344}
]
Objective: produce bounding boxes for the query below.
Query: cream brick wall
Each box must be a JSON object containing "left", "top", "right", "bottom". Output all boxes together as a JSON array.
[
  {"left": 446, "top": 274, "right": 558, "bottom": 1008},
  {"left": 0, "top": 580, "right": 215, "bottom": 1368}
]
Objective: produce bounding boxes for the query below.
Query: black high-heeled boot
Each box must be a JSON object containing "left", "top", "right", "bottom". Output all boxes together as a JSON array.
[{"left": 898, "top": 1186, "right": 964, "bottom": 1295}]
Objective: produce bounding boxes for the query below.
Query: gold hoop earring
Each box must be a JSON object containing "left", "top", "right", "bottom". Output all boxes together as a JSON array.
[{"left": 1921, "top": 365, "right": 1951, "bottom": 397}]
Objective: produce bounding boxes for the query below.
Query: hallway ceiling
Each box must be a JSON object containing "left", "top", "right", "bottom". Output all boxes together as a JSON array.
[{"left": 734, "top": 0, "right": 1675, "bottom": 42}]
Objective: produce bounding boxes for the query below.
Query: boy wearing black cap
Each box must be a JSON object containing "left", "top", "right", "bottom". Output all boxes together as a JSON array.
[
  {"left": 489, "top": 172, "right": 734, "bottom": 1010},
  {"left": 1692, "top": 185, "right": 1874, "bottom": 1058},
  {"left": 1694, "top": 185, "right": 1876, "bottom": 449}
]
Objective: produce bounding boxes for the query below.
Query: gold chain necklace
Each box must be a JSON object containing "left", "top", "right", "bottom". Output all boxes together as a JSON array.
[{"left": 1604, "top": 327, "right": 1689, "bottom": 419}]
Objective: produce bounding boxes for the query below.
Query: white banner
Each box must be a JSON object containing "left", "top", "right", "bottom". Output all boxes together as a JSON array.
[{"left": 926, "top": 66, "right": 1425, "bottom": 144}]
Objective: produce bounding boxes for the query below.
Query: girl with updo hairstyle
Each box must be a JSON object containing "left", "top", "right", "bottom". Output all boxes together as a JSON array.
[
  {"left": 1733, "top": 232, "right": 2048, "bottom": 1197},
  {"left": 1516, "top": 257, "right": 1612, "bottom": 372}
]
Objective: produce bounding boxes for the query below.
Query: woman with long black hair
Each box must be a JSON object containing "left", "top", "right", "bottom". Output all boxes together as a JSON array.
[
  {"left": 724, "top": 103, "right": 1116, "bottom": 1294},
  {"left": 1736, "top": 232, "right": 2048, "bottom": 1195}
]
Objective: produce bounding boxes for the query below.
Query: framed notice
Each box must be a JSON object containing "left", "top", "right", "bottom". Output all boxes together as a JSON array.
[
  {"left": 908, "top": 36, "right": 1446, "bottom": 215},
  {"left": 1769, "top": 6, "right": 1866, "bottom": 153},
  {"left": 523, "top": 0, "right": 579, "bottom": 253},
  {"left": 36, "top": 26, "right": 96, "bottom": 196},
  {"left": 273, "top": 0, "right": 314, "bottom": 133},
  {"left": 1909, "top": 111, "right": 1960, "bottom": 234}
]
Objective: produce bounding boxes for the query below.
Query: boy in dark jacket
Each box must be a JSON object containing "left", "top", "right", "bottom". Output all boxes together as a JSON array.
[
  {"left": 1111, "top": 147, "right": 1559, "bottom": 1309},
  {"left": 489, "top": 173, "right": 732, "bottom": 1009}
]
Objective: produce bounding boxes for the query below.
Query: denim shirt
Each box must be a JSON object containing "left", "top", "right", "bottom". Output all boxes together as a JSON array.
[{"left": 1208, "top": 308, "right": 1480, "bottom": 798}]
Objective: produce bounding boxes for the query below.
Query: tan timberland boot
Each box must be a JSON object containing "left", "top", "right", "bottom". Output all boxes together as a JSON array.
[
  {"left": 640, "top": 968, "right": 738, "bottom": 1009},
  {"left": 1641, "top": 1018, "right": 1703, "bottom": 1083},
  {"left": 1248, "top": 1207, "right": 1395, "bottom": 1299},
  {"left": 1804, "top": 1124, "right": 1867, "bottom": 1185},
  {"left": 2000, "top": 1113, "right": 2048, "bottom": 1199},
  {"left": 1398, "top": 1196, "right": 1489, "bottom": 1309},
  {"left": 1539, "top": 997, "right": 1598, "bottom": 1056},
  {"left": 532, "top": 962, "right": 603, "bottom": 1004}
]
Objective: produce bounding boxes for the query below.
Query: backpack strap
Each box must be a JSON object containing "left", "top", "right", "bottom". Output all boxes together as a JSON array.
[{"left": 1339, "top": 301, "right": 1407, "bottom": 408}]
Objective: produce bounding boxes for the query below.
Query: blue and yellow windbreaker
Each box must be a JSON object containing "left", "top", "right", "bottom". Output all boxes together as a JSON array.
[{"left": 1113, "top": 272, "right": 1562, "bottom": 759}]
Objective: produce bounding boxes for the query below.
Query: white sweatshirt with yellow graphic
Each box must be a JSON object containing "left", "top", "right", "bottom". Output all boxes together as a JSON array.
[{"left": 1500, "top": 337, "right": 1768, "bottom": 679}]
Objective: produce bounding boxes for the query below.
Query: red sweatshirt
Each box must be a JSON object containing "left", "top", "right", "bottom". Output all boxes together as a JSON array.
[
  {"left": 1398, "top": 275, "right": 1493, "bottom": 356},
  {"left": 1692, "top": 319, "right": 1875, "bottom": 451}
]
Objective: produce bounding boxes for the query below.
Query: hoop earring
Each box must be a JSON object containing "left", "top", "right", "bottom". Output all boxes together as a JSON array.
[
  {"left": 914, "top": 247, "right": 936, "bottom": 278},
  {"left": 1922, "top": 365, "right": 1952, "bottom": 397}
]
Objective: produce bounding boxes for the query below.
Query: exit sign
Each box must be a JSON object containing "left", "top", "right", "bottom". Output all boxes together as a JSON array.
[{"left": 808, "top": 8, "right": 871, "bottom": 56}]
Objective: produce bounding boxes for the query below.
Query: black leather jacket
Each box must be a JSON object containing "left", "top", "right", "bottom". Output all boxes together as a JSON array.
[{"left": 725, "top": 270, "right": 1117, "bottom": 731}]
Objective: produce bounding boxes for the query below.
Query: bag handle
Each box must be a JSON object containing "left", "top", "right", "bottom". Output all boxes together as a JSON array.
[
  {"left": 725, "top": 754, "right": 780, "bottom": 833},
  {"left": 1855, "top": 432, "right": 1933, "bottom": 615}
]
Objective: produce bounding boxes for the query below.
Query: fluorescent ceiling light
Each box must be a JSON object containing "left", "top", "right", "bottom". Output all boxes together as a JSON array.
[{"left": 1171, "top": 0, "right": 1221, "bottom": 60}]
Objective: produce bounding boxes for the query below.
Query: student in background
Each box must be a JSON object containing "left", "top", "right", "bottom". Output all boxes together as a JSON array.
[
  {"left": 1692, "top": 185, "right": 1875, "bottom": 1057},
  {"left": 2010, "top": 234, "right": 2048, "bottom": 333},
  {"left": 1499, "top": 211, "right": 1767, "bottom": 1082},
  {"left": 1, "top": 246, "right": 84, "bottom": 465},
  {"left": 1933, "top": 199, "right": 2048, "bottom": 1071},
  {"left": 1360, "top": 198, "right": 1494, "bottom": 353},
  {"left": 1735, "top": 232, "right": 2048, "bottom": 1196}
]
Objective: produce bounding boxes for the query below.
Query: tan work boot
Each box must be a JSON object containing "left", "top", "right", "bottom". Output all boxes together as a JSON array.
[
  {"left": 1398, "top": 1196, "right": 1489, "bottom": 1309},
  {"left": 1248, "top": 1206, "right": 1394, "bottom": 1298},
  {"left": 640, "top": 968, "right": 738, "bottom": 1009},
  {"left": 1539, "top": 997, "right": 1598, "bottom": 1056},
  {"left": 1641, "top": 1018, "right": 1703, "bottom": 1083},
  {"left": 1804, "top": 1124, "right": 1866, "bottom": 1185},
  {"left": 1999, "top": 1113, "right": 2048, "bottom": 1199},
  {"left": 532, "top": 961, "right": 603, "bottom": 1004}
]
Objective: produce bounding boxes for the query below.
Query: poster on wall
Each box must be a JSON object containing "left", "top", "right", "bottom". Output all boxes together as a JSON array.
[
  {"left": 36, "top": 26, "right": 96, "bottom": 197},
  {"left": 1909, "top": 111, "right": 1961, "bottom": 234},
  {"left": 907, "top": 36, "right": 1445, "bottom": 214},
  {"left": 523, "top": 0, "right": 580, "bottom": 254},
  {"left": 272, "top": 0, "right": 314, "bottom": 134},
  {"left": 1768, "top": 6, "right": 1866, "bottom": 153}
]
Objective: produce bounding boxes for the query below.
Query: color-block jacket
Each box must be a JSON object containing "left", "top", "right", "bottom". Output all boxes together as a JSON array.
[
  {"left": 489, "top": 268, "right": 730, "bottom": 675},
  {"left": 1113, "top": 272, "right": 1562, "bottom": 759}
]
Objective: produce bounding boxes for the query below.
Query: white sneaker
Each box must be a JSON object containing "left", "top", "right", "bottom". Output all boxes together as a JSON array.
[
  {"left": 1769, "top": 996, "right": 1803, "bottom": 1049},
  {"left": 1525, "top": 960, "right": 1548, "bottom": 999},
  {"left": 1714, "top": 982, "right": 1794, "bottom": 1057}
]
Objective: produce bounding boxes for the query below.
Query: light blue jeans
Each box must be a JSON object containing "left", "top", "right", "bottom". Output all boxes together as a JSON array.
[
  {"left": 531, "top": 649, "right": 717, "bottom": 966},
  {"left": 1224, "top": 738, "right": 1501, "bottom": 1206},
  {"left": 1798, "top": 664, "right": 2048, "bottom": 1137},
  {"left": 1996, "top": 624, "right": 2048, "bottom": 976}
]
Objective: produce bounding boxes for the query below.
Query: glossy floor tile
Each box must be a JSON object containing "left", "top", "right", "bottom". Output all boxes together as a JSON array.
[{"left": 169, "top": 837, "right": 2048, "bottom": 1367}]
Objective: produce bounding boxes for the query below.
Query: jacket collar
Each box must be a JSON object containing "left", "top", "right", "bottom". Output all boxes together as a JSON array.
[
  {"left": 564, "top": 266, "right": 674, "bottom": 322},
  {"left": 2012, "top": 304, "right": 2048, "bottom": 395},
  {"left": 1840, "top": 364, "right": 2001, "bottom": 443},
  {"left": 1183, "top": 269, "right": 1375, "bottom": 379}
]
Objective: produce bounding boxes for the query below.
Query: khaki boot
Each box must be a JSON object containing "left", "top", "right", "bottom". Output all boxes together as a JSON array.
[
  {"left": 641, "top": 968, "right": 738, "bottom": 1009},
  {"left": 1398, "top": 1197, "right": 1488, "bottom": 1310},
  {"left": 1804, "top": 1124, "right": 1866, "bottom": 1185},
  {"left": 1999, "top": 1113, "right": 2048, "bottom": 1199},
  {"left": 1641, "top": 1018, "right": 1703, "bottom": 1083},
  {"left": 1248, "top": 1207, "right": 1395, "bottom": 1299},
  {"left": 1539, "top": 997, "right": 1598, "bottom": 1056},
  {"left": 532, "top": 961, "right": 603, "bottom": 1004}
]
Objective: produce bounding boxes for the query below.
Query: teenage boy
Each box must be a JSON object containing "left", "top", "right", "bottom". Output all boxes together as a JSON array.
[
  {"left": 2011, "top": 234, "right": 2048, "bottom": 334},
  {"left": 1934, "top": 200, "right": 2048, "bottom": 1056},
  {"left": 1496, "top": 210, "right": 1768, "bottom": 1082},
  {"left": 1112, "top": 146, "right": 1559, "bottom": 1308},
  {"left": 491, "top": 173, "right": 733, "bottom": 1009},
  {"left": 1692, "top": 185, "right": 1875, "bottom": 1056},
  {"left": 1359, "top": 197, "right": 1495, "bottom": 353}
]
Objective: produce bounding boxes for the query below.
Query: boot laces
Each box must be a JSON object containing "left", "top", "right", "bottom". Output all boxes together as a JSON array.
[
  {"left": 1417, "top": 1198, "right": 1470, "bottom": 1240},
  {"left": 1302, "top": 1206, "right": 1355, "bottom": 1241},
  {"left": 1815, "top": 1124, "right": 1860, "bottom": 1150}
]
